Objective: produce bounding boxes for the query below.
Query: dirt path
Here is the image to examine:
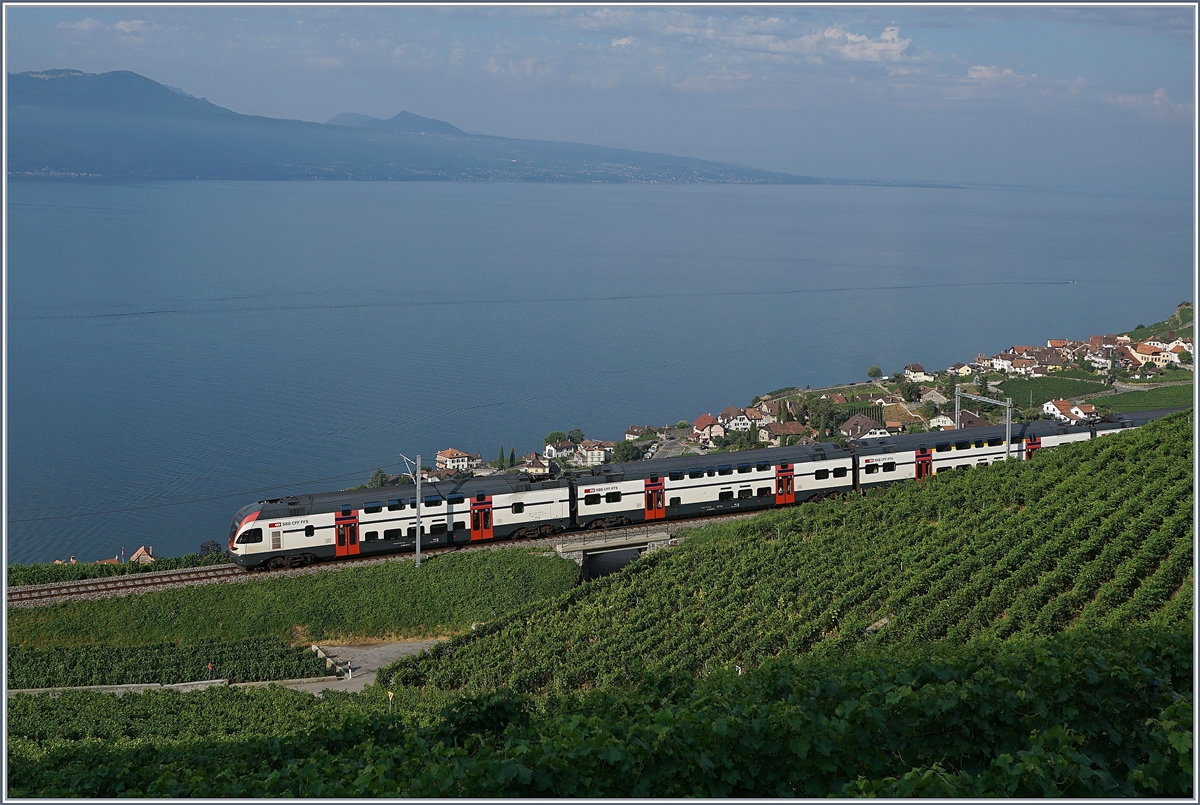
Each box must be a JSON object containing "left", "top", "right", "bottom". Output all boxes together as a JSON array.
[{"left": 282, "top": 639, "right": 445, "bottom": 694}]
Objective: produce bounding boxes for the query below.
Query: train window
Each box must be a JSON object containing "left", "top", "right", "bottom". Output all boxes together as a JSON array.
[
  {"left": 833, "top": 467, "right": 847, "bottom": 478},
  {"left": 738, "top": 488, "right": 752, "bottom": 499},
  {"left": 988, "top": 437, "right": 1003, "bottom": 447},
  {"left": 649, "top": 475, "right": 659, "bottom": 483},
  {"left": 1010, "top": 435, "right": 1022, "bottom": 444},
  {"left": 236, "top": 528, "right": 263, "bottom": 544},
  {"left": 584, "top": 494, "right": 601, "bottom": 505},
  {"left": 348, "top": 528, "right": 358, "bottom": 545},
  {"left": 814, "top": 469, "right": 830, "bottom": 480},
  {"left": 512, "top": 502, "right": 525, "bottom": 514},
  {"left": 718, "top": 465, "right": 733, "bottom": 476},
  {"left": 431, "top": 523, "right": 447, "bottom": 535},
  {"left": 864, "top": 464, "right": 879, "bottom": 474},
  {"left": 605, "top": 492, "right": 622, "bottom": 503},
  {"left": 387, "top": 500, "right": 404, "bottom": 511},
  {"left": 476, "top": 491, "right": 486, "bottom": 502},
  {"left": 935, "top": 443, "right": 952, "bottom": 453},
  {"left": 424, "top": 496, "right": 443, "bottom": 507},
  {"left": 756, "top": 462, "right": 770, "bottom": 472},
  {"left": 974, "top": 439, "right": 985, "bottom": 449},
  {"left": 669, "top": 497, "right": 681, "bottom": 507},
  {"left": 779, "top": 463, "right": 790, "bottom": 470},
  {"left": 453, "top": 521, "right": 466, "bottom": 532},
  {"left": 757, "top": 487, "right": 772, "bottom": 497},
  {"left": 669, "top": 470, "right": 684, "bottom": 481},
  {"left": 305, "top": 525, "right": 316, "bottom": 537},
  {"left": 688, "top": 468, "right": 704, "bottom": 479},
  {"left": 365, "top": 531, "right": 378, "bottom": 542},
  {"left": 883, "top": 462, "right": 896, "bottom": 472},
  {"left": 958, "top": 464, "right": 971, "bottom": 471},
  {"left": 737, "top": 463, "right": 752, "bottom": 474},
  {"left": 341, "top": 505, "right": 352, "bottom": 516},
  {"left": 719, "top": 491, "right": 734, "bottom": 501},
  {"left": 383, "top": 529, "right": 401, "bottom": 540},
  {"left": 706, "top": 467, "right": 716, "bottom": 477},
  {"left": 447, "top": 493, "right": 465, "bottom": 505},
  {"left": 271, "top": 531, "right": 282, "bottom": 550},
  {"left": 955, "top": 441, "right": 970, "bottom": 451},
  {"left": 407, "top": 527, "right": 418, "bottom": 538},
  {"left": 364, "top": 501, "right": 383, "bottom": 514}
]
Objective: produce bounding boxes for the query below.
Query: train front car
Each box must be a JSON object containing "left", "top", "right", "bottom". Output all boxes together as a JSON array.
[{"left": 227, "top": 501, "right": 267, "bottom": 568}]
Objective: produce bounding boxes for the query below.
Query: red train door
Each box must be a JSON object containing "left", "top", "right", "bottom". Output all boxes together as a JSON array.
[
  {"left": 1025, "top": 436, "right": 1042, "bottom": 460},
  {"left": 335, "top": 508, "right": 360, "bottom": 557},
  {"left": 471, "top": 493, "right": 494, "bottom": 541},
  {"left": 775, "top": 463, "right": 795, "bottom": 505},
  {"left": 915, "top": 448, "right": 933, "bottom": 481},
  {"left": 644, "top": 477, "right": 665, "bottom": 521}
]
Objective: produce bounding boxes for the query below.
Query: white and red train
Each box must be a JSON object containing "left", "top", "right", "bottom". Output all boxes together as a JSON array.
[{"left": 227, "top": 408, "right": 1175, "bottom": 570}]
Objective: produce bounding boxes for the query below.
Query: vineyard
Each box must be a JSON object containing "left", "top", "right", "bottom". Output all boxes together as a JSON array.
[
  {"left": 379, "top": 412, "right": 1193, "bottom": 692},
  {"left": 8, "top": 549, "right": 580, "bottom": 648},
  {"left": 8, "top": 627, "right": 1191, "bottom": 797},
  {"left": 7, "top": 552, "right": 230, "bottom": 587},
  {"left": 8, "top": 637, "right": 328, "bottom": 688}
]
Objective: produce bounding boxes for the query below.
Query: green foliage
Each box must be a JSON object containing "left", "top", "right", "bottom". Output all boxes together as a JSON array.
[
  {"left": 897, "top": 381, "right": 922, "bottom": 402},
  {"left": 1098, "top": 385, "right": 1194, "bottom": 412},
  {"left": 8, "top": 552, "right": 229, "bottom": 587},
  {"left": 8, "top": 638, "right": 327, "bottom": 688},
  {"left": 867, "top": 365, "right": 882, "bottom": 380},
  {"left": 567, "top": 429, "right": 586, "bottom": 444},
  {"left": 544, "top": 431, "right": 566, "bottom": 445},
  {"left": 675, "top": 420, "right": 690, "bottom": 429},
  {"left": 366, "top": 468, "right": 387, "bottom": 488},
  {"left": 996, "top": 375, "right": 1105, "bottom": 408},
  {"left": 8, "top": 550, "right": 580, "bottom": 648},
  {"left": 611, "top": 441, "right": 642, "bottom": 463},
  {"left": 8, "top": 627, "right": 1191, "bottom": 797},
  {"left": 379, "top": 414, "right": 1192, "bottom": 693}
]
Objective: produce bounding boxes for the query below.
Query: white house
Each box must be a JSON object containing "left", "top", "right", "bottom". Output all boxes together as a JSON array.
[
  {"left": 1043, "top": 399, "right": 1097, "bottom": 422},
  {"left": 903, "top": 363, "right": 934, "bottom": 382}
]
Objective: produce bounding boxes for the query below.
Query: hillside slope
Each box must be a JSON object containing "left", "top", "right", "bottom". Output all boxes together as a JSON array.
[{"left": 382, "top": 412, "right": 1193, "bottom": 692}]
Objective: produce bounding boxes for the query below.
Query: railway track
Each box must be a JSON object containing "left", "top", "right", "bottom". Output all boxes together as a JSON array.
[{"left": 8, "top": 509, "right": 761, "bottom": 608}]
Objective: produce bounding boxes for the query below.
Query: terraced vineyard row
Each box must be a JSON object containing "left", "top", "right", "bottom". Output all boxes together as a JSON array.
[{"left": 381, "top": 413, "right": 1194, "bottom": 692}]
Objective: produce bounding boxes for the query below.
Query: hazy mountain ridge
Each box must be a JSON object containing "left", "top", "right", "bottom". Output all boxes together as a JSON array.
[{"left": 8, "top": 69, "right": 960, "bottom": 187}]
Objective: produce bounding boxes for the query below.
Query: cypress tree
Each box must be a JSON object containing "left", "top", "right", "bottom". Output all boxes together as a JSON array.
[
  {"left": 509, "top": 448, "right": 516, "bottom": 467},
  {"left": 497, "top": 447, "right": 505, "bottom": 467}
]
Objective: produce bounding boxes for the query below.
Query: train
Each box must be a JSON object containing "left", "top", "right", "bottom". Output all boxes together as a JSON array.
[{"left": 227, "top": 408, "right": 1179, "bottom": 570}]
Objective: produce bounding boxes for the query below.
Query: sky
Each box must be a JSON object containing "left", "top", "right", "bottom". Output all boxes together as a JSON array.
[{"left": 5, "top": 4, "right": 1196, "bottom": 191}]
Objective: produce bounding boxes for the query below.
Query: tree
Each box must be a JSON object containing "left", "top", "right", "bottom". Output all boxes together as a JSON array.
[
  {"left": 1181, "top": 351, "right": 1193, "bottom": 365},
  {"left": 567, "top": 429, "right": 586, "bottom": 444},
  {"left": 198, "top": 540, "right": 223, "bottom": 558},
  {"left": 612, "top": 440, "right": 642, "bottom": 463},
  {"left": 367, "top": 468, "right": 386, "bottom": 488},
  {"left": 919, "top": 400, "right": 940, "bottom": 420},
  {"left": 675, "top": 420, "right": 690, "bottom": 429},
  {"left": 977, "top": 375, "right": 990, "bottom": 395},
  {"left": 867, "top": 365, "right": 883, "bottom": 381},
  {"left": 544, "top": 431, "right": 566, "bottom": 446},
  {"left": 509, "top": 448, "right": 516, "bottom": 467},
  {"left": 497, "top": 447, "right": 505, "bottom": 467},
  {"left": 898, "top": 381, "right": 922, "bottom": 402}
]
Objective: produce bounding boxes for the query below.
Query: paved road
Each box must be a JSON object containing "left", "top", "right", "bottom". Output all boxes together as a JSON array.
[{"left": 284, "top": 639, "right": 445, "bottom": 695}]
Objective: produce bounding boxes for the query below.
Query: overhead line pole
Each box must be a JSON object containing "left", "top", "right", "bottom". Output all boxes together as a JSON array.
[
  {"left": 398, "top": 452, "right": 423, "bottom": 567},
  {"left": 955, "top": 388, "right": 1015, "bottom": 460}
]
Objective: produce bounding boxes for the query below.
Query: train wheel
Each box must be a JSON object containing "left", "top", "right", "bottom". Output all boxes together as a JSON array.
[{"left": 267, "top": 557, "right": 290, "bottom": 570}]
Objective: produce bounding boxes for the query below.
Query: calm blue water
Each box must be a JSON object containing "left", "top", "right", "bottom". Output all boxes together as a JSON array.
[{"left": 6, "top": 181, "right": 1192, "bottom": 563}]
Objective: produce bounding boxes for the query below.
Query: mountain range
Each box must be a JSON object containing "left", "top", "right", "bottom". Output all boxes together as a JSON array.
[{"left": 7, "top": 69, "right": 958, "bottom": 186}]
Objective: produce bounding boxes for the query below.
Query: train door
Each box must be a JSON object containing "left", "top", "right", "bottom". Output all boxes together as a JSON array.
[
  {"left": 470, "top": 493, "right": 494, "bottom": 541},
  {"left": 775, "top": 463, "right": 795, "bottom": 505},
  {"left": 915, "top": 448, "right": 933, "bottom": 481},
  {"left": 644, "top": 476, "right": 665, "bottom": 521},
  {"left": 1024, "top": 436, "right": 1042, "bottom": 460},
  {"left": 334, "top": 507, "right": 360, "bottom": 557}
]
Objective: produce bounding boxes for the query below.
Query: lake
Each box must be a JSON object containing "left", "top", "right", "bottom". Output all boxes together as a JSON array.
[{"left": 6, "top": 180, "right": 1192, "bottom": 563}]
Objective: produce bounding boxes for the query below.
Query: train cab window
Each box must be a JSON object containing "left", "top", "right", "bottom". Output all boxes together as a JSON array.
[
  {"left": 304, "top": 525, "right": 316, "bottom": 537},
  {"left": 814, "top": 469, "right": 830, "bottom": 480},
  {"left": 236, "top": 528, "right": 263, "bottom": 544},
  {"left": 365, "top": 531, "right": 378, "bottom": 542},
  {"left": 424, "top": 496, "right": 443, "bottom": 507},
  {"left": 430, "top": 523, "right": 447, "bottom": 535},
  {"left": 364, "top": 501, "right": 382, "bottom": 514},
  {"left": 512, "top": 502, "right": 525, "bottom": 514},
  {"left": 756, "top": 462, "right": 771, "bottom": 472},
  {"left": 669, "top": 496, "right": 681, "bottom": 507},
  {"left": 757, "top": 487, "right": 772, "bottom": 497},
  {"left": 935, "top": 442, "right": 952, "bottom": 453},
  {"left": 738, "top": 488, "right": 752, "bottom": 499},
  {"left": 988, "top": 437, "right": 1003, "bottom": 447},
  {"left": 737, "top": 463, "right": 752, "bottom": 474},
  {"left": 864, "top": 463, "right": 879, "bottom": 474},
  {"left": 955, "top": 441, "right": 970, "bottom": 451},
  {"left": 688, "top": 468, "right": 704, "bottom": 479},
  {"left": 387, "top": 500, "right": 404, "bottom": 511},
  {"left": 584, "top": 494, "right": 601, "bottom": 505},
  {"left": 447, "top": 493, "right": 465, "bottom": 505},
  {"left": 605, "top": 492, "right": 622, "bottom": 503},
  {"left": 706, "top": 467, "right": 716, "bottom": 477},
  {"left": 833, "top": 467, "right": 848, "bottom": 478},
  {"left": 883, "top": 462, "right": 896, "bottom": 473},
  {"left": 341, "top": 505, "right": 352, "bottom": 516},
  {"left": 718, "top": 465, "right": 733, "bottom": 476},
  {"left": 669, "top": 470, "right": 684, "bottom": 481},
  {"left": 719, "top": 491, "right": 734, "bottom": 501}
]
